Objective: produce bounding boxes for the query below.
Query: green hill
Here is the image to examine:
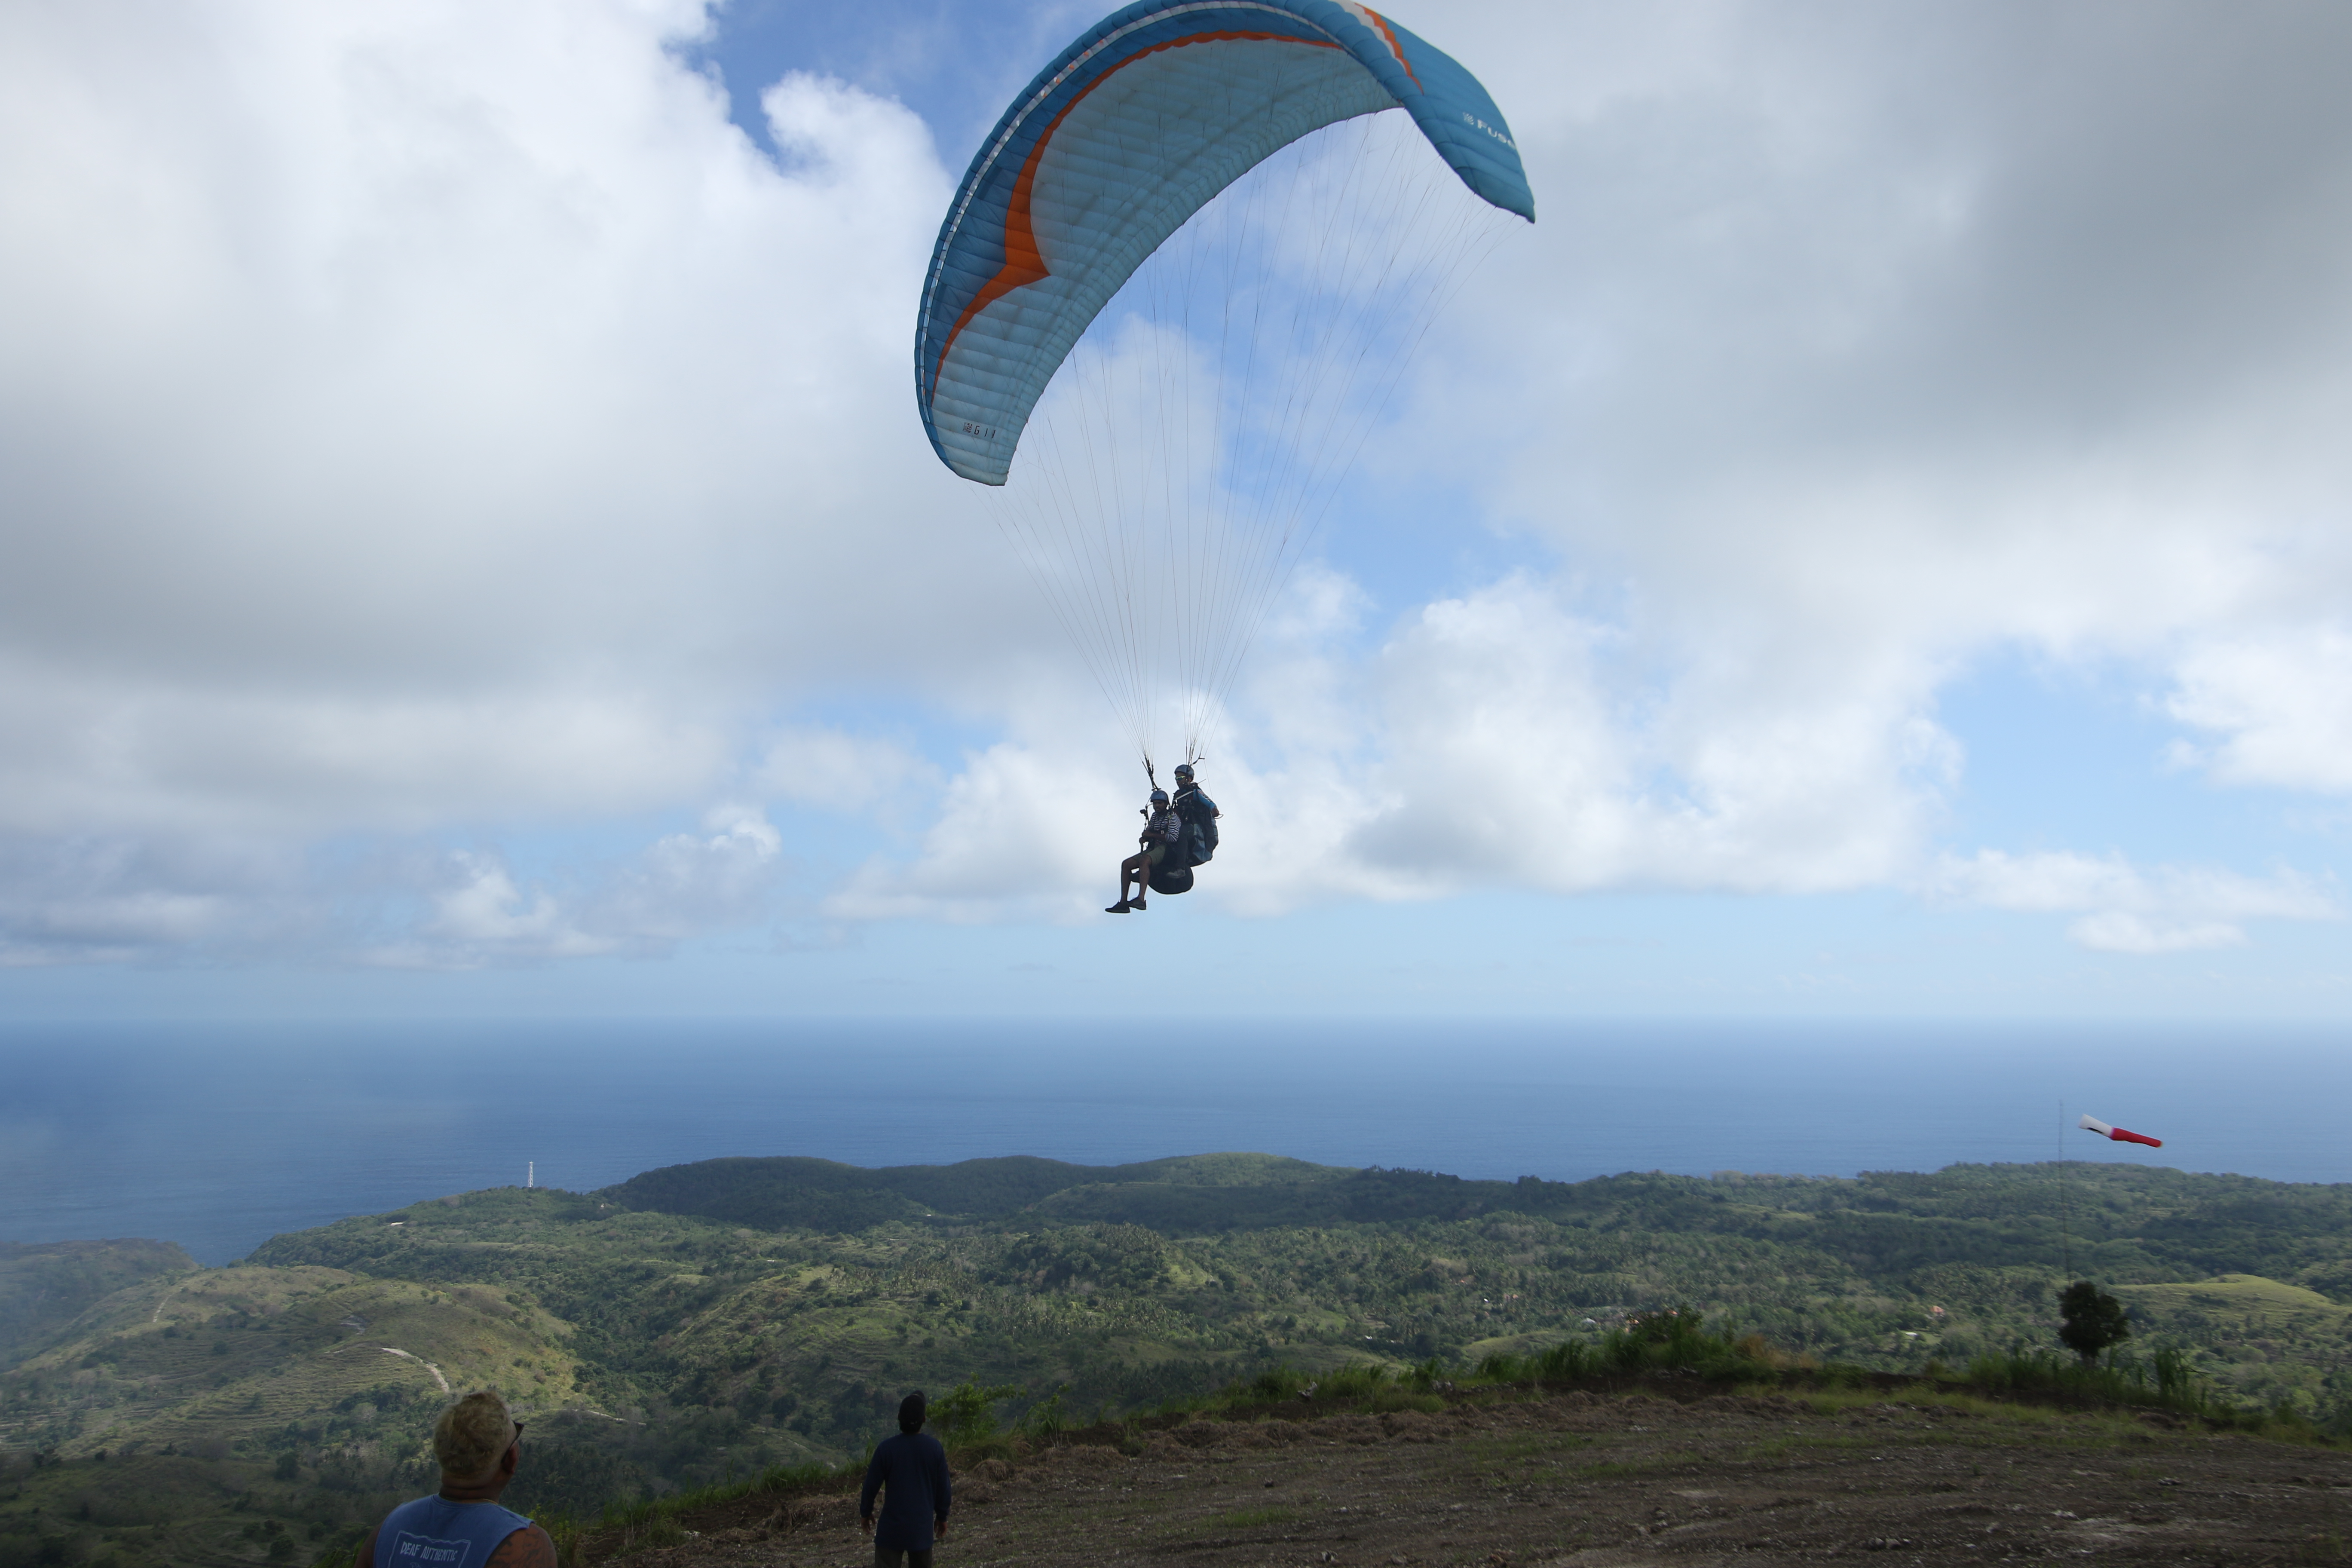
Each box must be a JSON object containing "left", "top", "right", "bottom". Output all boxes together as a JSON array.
[
  {"left": 8, "top": 1155, "right": 2352, "bottom": 1568},
  {"left": 0, "top": 1240, "right": 195, "bottom": 1369},
  {"left": 600, "top": 1151, "right": 1352, "bottom": 1232}
]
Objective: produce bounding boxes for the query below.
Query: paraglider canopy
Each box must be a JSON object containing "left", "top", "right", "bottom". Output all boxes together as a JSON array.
[
  {"left": 913, "top": 0, "right": 1532, "bottom": 774},
  {"left": 916, "top": 0, "right": 1534, "bottom": 485}
]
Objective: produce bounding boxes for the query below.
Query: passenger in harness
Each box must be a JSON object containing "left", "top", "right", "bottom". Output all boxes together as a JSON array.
[{"left": 1107, "top": 788, "right": 1179, "bottom": 913}]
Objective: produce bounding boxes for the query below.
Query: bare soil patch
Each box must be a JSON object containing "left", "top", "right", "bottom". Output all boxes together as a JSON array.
[{"left": 593, "top": 1389, "right": 2352, "bottom": 1568}]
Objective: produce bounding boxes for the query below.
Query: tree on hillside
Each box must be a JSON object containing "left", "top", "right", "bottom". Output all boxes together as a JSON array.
[{"left": 2057, "top": 1280, "right": 2130, "bottom": 1365}]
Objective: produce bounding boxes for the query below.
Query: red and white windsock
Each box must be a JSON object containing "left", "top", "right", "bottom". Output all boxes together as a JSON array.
[{"left": 2079, "top": 1113, "right": 2162, "bottom": 1148}]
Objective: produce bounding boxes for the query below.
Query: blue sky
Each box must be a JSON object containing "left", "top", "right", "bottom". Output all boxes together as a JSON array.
[{"left": 4, "top": 0, "right": 2352, "bottom": 1020}]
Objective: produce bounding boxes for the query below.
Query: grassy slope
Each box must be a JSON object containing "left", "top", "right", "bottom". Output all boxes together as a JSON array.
[
  {"left": 0, "top": 1256, "right": 600, "bottom": 1568},
  {"left": 2112, "top": 1274, "right": 2352, "bottom": 1411},
  {"left": 3, "top": 1262, "right": 590, "bottom": 1452},
  {"left": 0, "top": 1241, "right": 195, "bottom": 1370}
]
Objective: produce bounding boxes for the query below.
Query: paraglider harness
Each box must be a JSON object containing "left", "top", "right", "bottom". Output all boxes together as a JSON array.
[
  {"left": 1173, "top": 784, "right": 1217, "bottom": 865},
  {"left": 1142, "top": 760, "right": 1219, "bottom": 896}
]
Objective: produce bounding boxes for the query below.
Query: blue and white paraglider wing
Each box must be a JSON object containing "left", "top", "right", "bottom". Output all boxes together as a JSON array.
[{"left": 914, "top": 0, "right": 1535, "bottom": 486}]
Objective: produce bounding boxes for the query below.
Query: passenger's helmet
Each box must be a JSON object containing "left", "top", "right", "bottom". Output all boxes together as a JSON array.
[{"left": 1150, "top": 788, "right": 1169, "bottom": 803}]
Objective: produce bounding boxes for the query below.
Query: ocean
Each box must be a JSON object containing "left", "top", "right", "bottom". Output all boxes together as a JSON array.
[{"left": 4, "top": 1018, "right": 2348, "bottom": 1265}]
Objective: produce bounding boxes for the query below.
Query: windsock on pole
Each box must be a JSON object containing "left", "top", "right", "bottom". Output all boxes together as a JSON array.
[{"left": 2079, "top": 1114, "right": 2162, "bottom": 1148}]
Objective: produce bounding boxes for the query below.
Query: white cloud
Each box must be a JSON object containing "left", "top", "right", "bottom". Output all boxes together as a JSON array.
[
  {"left": 588, "top": 808, "right": 785, "bottom": 943},
  {"left": 830, "top": 572, "right": 1959, "bottom": 920},
  {"left": 411, "top": 854, "right": 609, "bottom": 962},
  {"left": 0, "top": 1, "right": 991, "bottom": 960},
  {"left": 0, "top": 1, "right": 987, "bottom": 832},
  {"left": 0, "top": 835, "right": 315, "bottom": 966},
  {"left": 5, "top": 0, "right": 2352, "bottom": 968},
  {"left": 0, "top": 665, "right": 732, "bottom": 838},
  {"left": 827, "top": 743, "right": 1118, "bottom": 923},
  {"left": 753, "top": 729, "right": 939, "bottom": 816},
  {"left": 1357, "top": 576, "right": 1957, "bottom": 897},
  {"left": 365, "top": 807, "right": 785, "bottom": 968},
  {"left": 1927, "top": 849, "right": 2339, "bottom": 953},
  {"left": 1436, "top": 0, "right": 2352, "bottom": 701},
  {"left": 2064, "top": 914, "right": 2245, "bottom": 957},
  {"left": 2166, "top": 628, "right": 2352, "bottom": 793}
]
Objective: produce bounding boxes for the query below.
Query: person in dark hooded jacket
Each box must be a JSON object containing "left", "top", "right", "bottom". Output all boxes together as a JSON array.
[{"left": 861, "top": 1390, "right": 951, "bottom": 1568}]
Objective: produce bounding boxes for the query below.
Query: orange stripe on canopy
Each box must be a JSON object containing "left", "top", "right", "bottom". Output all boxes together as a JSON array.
[{"left": 931, "top": 31, "right": 1343, "bottom": 400}]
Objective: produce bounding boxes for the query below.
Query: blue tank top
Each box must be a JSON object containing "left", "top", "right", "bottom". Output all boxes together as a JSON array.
[{"left": 377, "top": 1496, "right": 533, "bottom": 1568}]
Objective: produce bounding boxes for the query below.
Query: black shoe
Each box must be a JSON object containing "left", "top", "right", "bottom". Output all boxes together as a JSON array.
[
  {"left": 1132, "top": 897, "right": 1146, "bottom": 910},
  {"left": 1105, "top": 901, "right": 1130, "bottom": 913}
]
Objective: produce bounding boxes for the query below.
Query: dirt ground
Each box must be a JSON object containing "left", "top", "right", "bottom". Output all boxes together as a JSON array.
[{"left": 601, "top": 1387, "right": 2352, "bottom": 1568}]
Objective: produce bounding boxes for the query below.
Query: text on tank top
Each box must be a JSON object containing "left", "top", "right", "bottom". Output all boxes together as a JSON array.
[{"left": 379, "top": 1496, "right": 533, "bottom": 1568}]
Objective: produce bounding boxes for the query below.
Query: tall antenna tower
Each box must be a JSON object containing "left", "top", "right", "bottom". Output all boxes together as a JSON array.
[{"left": 2057, "top": 1102, "right": 2073, "bottom": 1278}]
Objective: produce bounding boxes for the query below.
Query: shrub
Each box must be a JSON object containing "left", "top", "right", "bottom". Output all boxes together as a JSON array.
[
  {"left": 930, "top": 1381, "right": 1020, "bottom": 1448},
  {"left": 1964, "top": 1343, "right": 2214, "bottom": 1419},
  {"left": 1535, "top": 1340, "right": 1596, "bottom": 1381},
  {"left": 539, "top": 1513, "right": 585, "bottom": 1568},
  {"left": 1015, "top": 1386, "right": 1069, "bottom": 1440},
  {"left": 1315, "top": 1364, "right": 1390, "bottom": 1400},
  {"left": 2057, "top": 1282, "right": 2131, "bottom": 1365},
  {"left": 1249, "top": 1366, "right": 1310, "bottom": 1401}
]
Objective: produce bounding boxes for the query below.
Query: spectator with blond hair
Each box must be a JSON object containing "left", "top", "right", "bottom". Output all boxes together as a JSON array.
[{"left": 356, "top": 1391, "right": 555, "bottom": 1568}]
